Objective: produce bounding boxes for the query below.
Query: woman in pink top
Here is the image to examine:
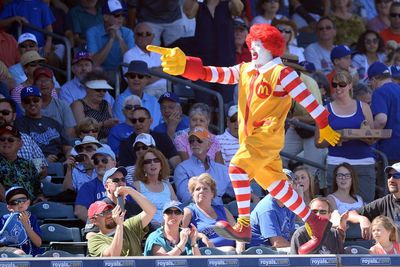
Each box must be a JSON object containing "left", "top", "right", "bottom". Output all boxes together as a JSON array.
[
  {"left": 174, "top": 103, "right": 223, "bottom": 164},
  {"left": 370, "top": 215, "right": 400, "bottom": 255}
]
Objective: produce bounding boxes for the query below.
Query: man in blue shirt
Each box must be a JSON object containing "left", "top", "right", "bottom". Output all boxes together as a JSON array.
[
  {"left": 154, "top": 92, "right": 189, "bottom": 139},
  {"left": 173, "top": 127, "right": 234, "bottom": 205},
  {"left": 86, "top": 0, "right": 134, "bottom": 70},
  {"left": 369, "top": 62, "right": 400, "bottom": 164},
  {"left": 113, "top": 60, "right": 161, "bottom": 128}
]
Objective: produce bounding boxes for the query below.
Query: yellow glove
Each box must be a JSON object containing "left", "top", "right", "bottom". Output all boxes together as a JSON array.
[
  {"left": 318, "top": 125, "right": 341, "bottom": 146},
  {"left": 146, "top": 45, "right": 187, "bottom": 76}
]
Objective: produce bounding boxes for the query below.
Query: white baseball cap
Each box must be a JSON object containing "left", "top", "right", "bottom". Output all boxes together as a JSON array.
[
  {"left": 18, "top": 33, "right": 38, "bottom": 45},
  {"left": 103, "top": 167, "right": 127, "bottom": 186},
  {"left": 133, "top": 133, "right": 156, "bottom": 147},
  {"left": 228, "top": 105, "right": 238, "bottom": 118},
  {"left": 385, "top": 162, "right": 400, "bottom": 173}
]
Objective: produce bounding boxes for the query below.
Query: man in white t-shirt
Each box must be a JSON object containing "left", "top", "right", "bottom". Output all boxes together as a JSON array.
[
  {"left": 123, "top": 22, "right": 167, "bottom": 98},
  {"left": 216, "top": 105, "right": 239, "bottom": 166}
]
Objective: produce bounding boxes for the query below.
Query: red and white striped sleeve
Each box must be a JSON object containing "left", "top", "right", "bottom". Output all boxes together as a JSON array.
[
  {"left": 182, "top": 57, "right": 241, "bottom": 85},
  {"left": 279, "top": 67, "right": 329, "bottom": 128}
]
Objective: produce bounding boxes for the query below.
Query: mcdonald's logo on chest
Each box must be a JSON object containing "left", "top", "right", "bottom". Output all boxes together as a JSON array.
[{"left": 255, "top": 79, "right": 272, "bottom": 99}]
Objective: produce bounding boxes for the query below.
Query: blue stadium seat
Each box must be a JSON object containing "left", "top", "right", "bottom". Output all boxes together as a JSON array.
[
  {"left": 36, "top": 250, "right": 83, "bottom": 257},
  {"left": 344, "top": 245, "right": 371, "bottom": 255},
  {"left": 242, "top": 246, "right": 279, "bottom": 255}
]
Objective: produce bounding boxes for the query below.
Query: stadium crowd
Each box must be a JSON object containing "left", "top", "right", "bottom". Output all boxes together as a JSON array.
[{"left": 0, "top": 0, "right": 400, "bottom": 257}]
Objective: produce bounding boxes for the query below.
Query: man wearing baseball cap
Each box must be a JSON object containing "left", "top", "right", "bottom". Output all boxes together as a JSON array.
[
  {"left": 60, "top": 50, "right": 114, "bottom": 106},
  {"left": 368, "top": 61, "right": 400, "bottom": 165},
  {"left": 86, "top": 0, "right": 134, "bottom": 70},
  {"left": 33, "top": 67, "right": 76, "bottom": 138},
  {"left": 87, "top": 182, "right": 156, "bottom": 256},
  {"left": 347, "top": 162, "right": 400, "bottom": 238},
  {"left": 174, "top": 127, "right": 234, "bottom": 205},
  {"left": 74, "top": 146, "right": 117, "bottom": 222},
  {"left": 154, "top": 92, "right": 189, "bottom": 139}
]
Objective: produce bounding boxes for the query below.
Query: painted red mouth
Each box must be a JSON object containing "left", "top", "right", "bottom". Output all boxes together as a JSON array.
[{"left": 252, "top": 51, "right": 258, "bottom": 60}]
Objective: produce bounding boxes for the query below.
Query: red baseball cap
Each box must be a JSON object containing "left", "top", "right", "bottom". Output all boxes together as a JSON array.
[
  {"left": 88, "top": 201, "right": 113, "bottom": 219},
  {"left": 33, "top": 67, "right": 53, "bottom": 82}
]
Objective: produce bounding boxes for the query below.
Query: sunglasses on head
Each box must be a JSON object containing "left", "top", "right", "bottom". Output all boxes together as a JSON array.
[
  {"left": 388, "top": 172, "right": 400, "bottom": 179},
  {"left": 318, "top": 26, "right": 333, "bottom": 31},
  {"left": 311, "top": 209, "right": 328, "bottom": 215},
  {"left": 109, "top": 177, "right": 126, "bottom": 183},
  {"left": 124, "top": 104, "right": 141, "bottom": 111},
  {"left": 81, "top": 129, "right": 99, "bottom": 134},
  {"left": 131, "top": 117, "right": 147, "bottom": 124},
  {"left": 164, "top": 209, "right": 182, "bottom": 215},
  {"left": 134, "top": 144, "right": 150, "bottom": 152},
  {"left": 143, "top": 158, "right": 161, "bottom": 165},
  {"left": 331, "top": 81, "right": 347, "bottom": 88},
  {"left": 0, "top": 110, "right": 12, "bottom": 116},
  {"left": 189, "top": 137, "right": 203, "bottom": 144},
  {"left": 22, "top": 98, "right": 40, "bottom": 105},
  {"left": 127, "top": 74, "right": 146, "bottom": 80},
  {"left": 93, "top": 157, "right": 109, "bottom": 165},
  {"left": 0, "top": 136, "right": 18, "bottom": 143},
  {"left": 8, "top": 197, "right": 28, "bottom": 206},
  {"left": 136, "top": 32, "right": 152, "bottom": 37}
]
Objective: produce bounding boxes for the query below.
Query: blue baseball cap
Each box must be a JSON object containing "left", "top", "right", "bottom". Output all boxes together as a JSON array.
[
  {"left": 330, "top": 45, "right": 351, "bottom": 62},
  {"left": 102, "top": 0, "right": 127, "bottom": 15},
  {"left": 390, "top": 65, "right": 400, "bottom": 79},
  {"left": 158, "top": 92, "right": 180, "bottom": 104},
  {"left": 92, "top": 146, "right": 116, "bottom": 161},
  {"left": 162, "top": 200, "right": 183, "bottom": 214},
  {"left": 299, "top": 61, "right": 316, "bottom": 73},
  {"left": 367, "top": 62, "right": 390, "bottom": 80},
  {"left": 125, "top": 60, "right": 150, "bottom": 76},
  {"left": 20, "top": 86, "right": 41, "bottom": 100}
]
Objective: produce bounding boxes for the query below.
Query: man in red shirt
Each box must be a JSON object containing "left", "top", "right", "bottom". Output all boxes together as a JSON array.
[{"left": 380, "top": 2, "right": 400, "bottom": 44}]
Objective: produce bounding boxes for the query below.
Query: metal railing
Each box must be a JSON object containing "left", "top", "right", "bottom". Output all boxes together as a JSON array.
[
  {"left": 116, "top": 64, "right": 225, "bottom": 134},
  {"left": 18, "top": 22, "right": 72, "bottom": 81}
]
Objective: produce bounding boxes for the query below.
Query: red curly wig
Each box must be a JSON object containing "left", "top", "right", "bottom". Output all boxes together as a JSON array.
[{"left": 246, "top": 24, "right": 285, "bottom": 58}]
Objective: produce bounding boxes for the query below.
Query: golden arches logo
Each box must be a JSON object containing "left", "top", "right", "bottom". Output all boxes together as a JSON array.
[{"left": 255, "top": 81, "right": 272, "bottom": 99}]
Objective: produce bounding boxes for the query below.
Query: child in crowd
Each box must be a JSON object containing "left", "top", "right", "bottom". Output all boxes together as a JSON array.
[
  {"left": 0, "top": 186, "right": 42, "bottom": 256},
  {"left": 370, "top": 215, "right": 400, "bottom": 255}
]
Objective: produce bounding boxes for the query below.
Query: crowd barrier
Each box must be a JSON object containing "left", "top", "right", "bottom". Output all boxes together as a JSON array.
[{"left": 0, "top": 254, "right": 399, "bottom": 267}]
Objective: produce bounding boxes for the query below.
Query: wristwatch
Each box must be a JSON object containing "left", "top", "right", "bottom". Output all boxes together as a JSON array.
[{"left": 191, "top": 243, "right": 199, "bottom": 248}]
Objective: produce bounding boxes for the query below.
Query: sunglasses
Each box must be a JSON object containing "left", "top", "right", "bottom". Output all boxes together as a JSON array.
[
  {"left": 164, "top": 209, "right": 182, "bottom": 215},
  {"left": 0, "top": 110, "right": 12, "bottom": 116},
  {"left": 143, "top": 158, "right": 161, "bottom": 165},
  {"left": 76, "top": 146, "right": 97, "bottom": 153},
  {"left": 229, "top": 114, "right": 238, "bottom": 123},
  {"left": 365, "top": 38, "right": 378, "bottom": 45},
  {"left": 318, "top": 26, "right": 333, "bottom": 31},
  {"left": 311, "top": 209, "right": 328, "bottom": 215},
  {"left": 8, "top": 197, "right": 28, "bottom": 206},
  {"left": 127, "top": 74, "right": 146, "bottom": 80},
  {"left": 278, "top": 27, "right": 291, "bottom": 34},
  {"left": 19, "top": 44, "right": 36, "bottom": 49},
  {"left": 96, "top": 209, "right": 112, "bottom": 217},
  {"left": 189, "top": 137, "right": 203, "bottom": 144},
  {"left": 390, "top": 13, "right": 400, "bottom": 18},
  {"left": 131, "top": 117, "right": 147, "bottom": 124},
  {"left": 22, "top": 98, "right": 40, "bottom": 105},
  {"left": 0, "top": 136, "right": 18, "bottom": 143},
  {"left": 95, "top": 89, "right": 107, "bottom": 93},
  {"left": 124, "top": 104, "right": 141, "bottom": 111},
  {"left": 93, "top": 157, "right": 109, "bottom": 165},
  {"left": 136, "top": 32, "right": 152, "bottom": 37},
  {"left": 331, "top": 82, "right": 347, "bottom": 88},
  {"left": 109, "top": 177, "right": 126, "bottom": 183},
  {"left": 378, "top": 0, "right": 392, "bottom": 3},
  {"left": 81, "top": 129, "right": 99, "bottom": 134},
  {"left": 134, "top": 145, "right": 150, "bottom": 152},
  {"left": 112, "top": 13, "right": 124, "bottom": 18},
  {"left": 388, "top": 172, "right": 400, "bottom": 179},
  {"left": 26, "top": 61, "right": 41, "bottom": 68},
  {"left": 336, "top": 173, "right": 351, "bottom": 180}
]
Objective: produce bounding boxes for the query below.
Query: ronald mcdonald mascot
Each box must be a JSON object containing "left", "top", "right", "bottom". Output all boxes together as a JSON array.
[{"left": 148, "top": 24, "right": 340, "bottom": 254}]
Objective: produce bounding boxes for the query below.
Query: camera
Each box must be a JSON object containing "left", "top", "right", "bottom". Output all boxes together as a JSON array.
[{"left": 73, "top": 154, "right": 85, "bottom": 163}]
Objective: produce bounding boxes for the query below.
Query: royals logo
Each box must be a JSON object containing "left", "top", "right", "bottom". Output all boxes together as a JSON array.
[{"left": 255, "top": 80, "right": 272, "bottom": 99}]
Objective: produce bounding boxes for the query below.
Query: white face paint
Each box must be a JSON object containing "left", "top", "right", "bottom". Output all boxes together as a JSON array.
[{"left": 251, "top": 40, "right": 273, "bottom": 68}]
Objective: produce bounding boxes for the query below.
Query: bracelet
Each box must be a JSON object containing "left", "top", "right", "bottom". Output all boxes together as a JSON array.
[
  {"left": 176, "top": 246, "right": 183, "bottom": 252},
  {"left": 191, "top": 243, "right": 199, "bottom": 248}
]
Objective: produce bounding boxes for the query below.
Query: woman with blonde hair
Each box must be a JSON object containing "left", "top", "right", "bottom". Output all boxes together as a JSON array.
[
  {"left": 182, "top": 173, "right": 240, "bottom": 253},
  {"left": 316, "top": 71, "right": 375, "bottom": 203},
  {"left": 370, "top": 215, "right": 400, "bottom": 255},
  {"left": 293, "top": 165, "right": 317, "bottom": 206},
  {"left": 134, "top": 148, "right": 177, "bottom": 227}
]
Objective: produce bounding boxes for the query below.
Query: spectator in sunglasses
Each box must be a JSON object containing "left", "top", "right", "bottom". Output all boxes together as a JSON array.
[
  {"left": 75, "top": 117, "right": 101, "bottom": 140},
  {"left": 367, "top": 0, "right": 392, "bottom": 33},
  {"left": 291, "top": 196, "right": 348, "bottom": 254},
  {"left": 74, "top": 146, "right": 116, "bottom": 222},
  {"left": 0, "top": 125, "right": 44, "bottom": 203},
  {"left": 15, "top": 86, "right": 72, "bottom": 164},
  {"left": 271, "top": 18, "right": 304, "bottom": 62},
  {"left": 134, "top": 148, "right": 177, "bottom": 229},
  {"left": 154, "top": 92, "right": 189, "bottom": 140},
  {"left": 144, "top": 200, "right": 200, "bottom": 256},
  {"left": 118, "top": 106, "right": 181, "bottom": 169},
  {"left": 216, "top": 105, "right": 239, "bottom": 166},
  {"left": 123, "top": 23, "right": 167, "bottom": 98},
  {"left": 0, "top": 186, "right": 42, "bottom": 256},
  {"left": 108, "top": 95, "right": 142, "bottom": 154},
  {"left": 174, "top": 127, "right": 234, "bottom": 206},
  {"left": 380, "top": 2, "right": 400, "bottom": 45},
  {"left": 348, "top": 162, "right": 400, "bottom": 240},
  {"left": 113, "top": 60, "right": 162, "bottom": 129}
]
